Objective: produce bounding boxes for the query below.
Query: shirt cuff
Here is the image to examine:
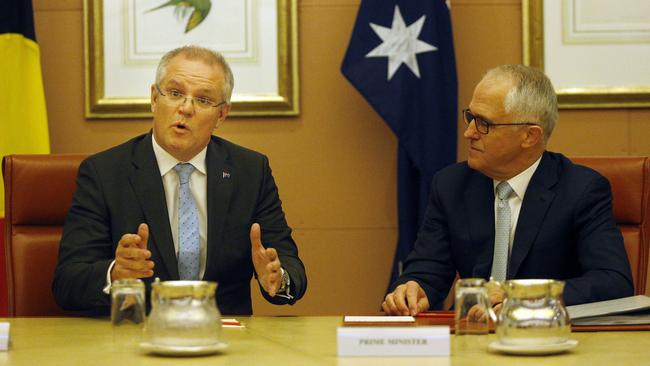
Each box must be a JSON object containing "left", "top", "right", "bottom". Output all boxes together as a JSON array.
[{"left": 102, "top": 260, "right": 116, "bottom": 295}]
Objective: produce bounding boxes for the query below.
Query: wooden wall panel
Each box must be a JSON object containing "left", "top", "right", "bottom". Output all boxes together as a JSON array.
[{"left": 22, "top": 0, "right": 649, "bottom": 318}]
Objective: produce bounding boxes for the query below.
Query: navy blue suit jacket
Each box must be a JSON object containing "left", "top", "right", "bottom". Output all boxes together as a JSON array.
[
  {"left": 392, "top": 151, "right": 633, "bottom": 307},
  {"left": 53, "top": 133, "right": 306, "bottom": 315}
]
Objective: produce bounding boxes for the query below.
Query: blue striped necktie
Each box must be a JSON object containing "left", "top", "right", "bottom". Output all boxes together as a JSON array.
[
  {"left": 174, "top": 163, "right": 200, "bottom": 280},
  {"left": 490, "top": 181, "right": 514, "bottom": 282}
]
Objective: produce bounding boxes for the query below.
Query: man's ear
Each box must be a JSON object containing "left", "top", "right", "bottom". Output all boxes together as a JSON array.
[
  {"left": 214, "top": 103, "right": 231, "bottom": 129},
  {"left": 522, "top": 125, "right": 543, "bottom": 148},
  {"left": 150, "top": 84, "right": 158, "bottom": 113}
]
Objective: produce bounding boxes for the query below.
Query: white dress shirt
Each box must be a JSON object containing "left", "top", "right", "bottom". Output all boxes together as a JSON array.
[{"left": 492, "top": 156, "right": 542, "bottom": 261}]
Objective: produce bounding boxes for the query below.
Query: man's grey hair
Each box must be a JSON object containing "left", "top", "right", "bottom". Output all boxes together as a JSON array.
[
  {"left": 484, "top": 64, "right": 558, "bottom": 142},
  {"left": 155, "top": 45, "right": 234, "bottom": 104}
]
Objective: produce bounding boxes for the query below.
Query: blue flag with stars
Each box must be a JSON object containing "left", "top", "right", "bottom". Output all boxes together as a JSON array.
[{"left": 341, "top": 0, "right": 457, "bottom": 300}]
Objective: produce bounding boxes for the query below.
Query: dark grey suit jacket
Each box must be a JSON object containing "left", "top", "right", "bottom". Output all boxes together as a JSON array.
[
  {"left": 392, "top": 151, "right": 633, "bottom": 307},
  {"left": 52, "top": 133, "right": 306, "bottom": 315}
]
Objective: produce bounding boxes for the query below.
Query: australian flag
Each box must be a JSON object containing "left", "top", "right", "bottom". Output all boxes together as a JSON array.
[{"left": 341, "top": 1, "right": 457, "bottom": 291}]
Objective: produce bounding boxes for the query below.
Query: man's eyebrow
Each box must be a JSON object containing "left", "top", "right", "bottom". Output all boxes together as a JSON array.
[
  {"left": 471, "top": 110, "right": 491, "bottom": 122},
  {"left": 164, "top": 79, "right": 182, "bottom": 88}
]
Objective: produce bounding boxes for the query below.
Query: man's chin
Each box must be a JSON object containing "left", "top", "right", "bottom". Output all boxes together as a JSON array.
[{"left": 466, "top": 157, "right": 480, "bottom": 170}]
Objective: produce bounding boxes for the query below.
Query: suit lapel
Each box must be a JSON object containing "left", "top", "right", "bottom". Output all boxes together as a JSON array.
[
  {"left": 509, "top": 152, "right": 558, "bottom": 278},
  {"left": 204, "top": 138, "right": 234, "bottom": 279},
  {"left": 129, "top": 134, "right": 179, "bottom": 279},
  {"left": 464, "top": 171, "right": 496, "bottom": 278}
]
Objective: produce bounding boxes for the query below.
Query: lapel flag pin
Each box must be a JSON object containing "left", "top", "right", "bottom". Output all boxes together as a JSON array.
[{"left": 222, "top": 171, "right": 231, "bottom": 179}]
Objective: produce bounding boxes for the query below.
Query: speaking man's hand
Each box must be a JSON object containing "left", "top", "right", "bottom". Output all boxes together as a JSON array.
[
  {"left": 111, "top": 223, "right": 155, "bottom": 281},
  {"left": 382, "top": 280, "right": 430, "bottom": 316},
  {"left": 250, "top": 223, "right": 282, "bottom": 297}
]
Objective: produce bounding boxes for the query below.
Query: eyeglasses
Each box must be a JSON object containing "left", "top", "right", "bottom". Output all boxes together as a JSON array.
[
  {"left": 463, "top": 109, "right": 539, "bottom": 134},
  {"left": 155, "top": 84, "right": 226, "bottom": 111}
]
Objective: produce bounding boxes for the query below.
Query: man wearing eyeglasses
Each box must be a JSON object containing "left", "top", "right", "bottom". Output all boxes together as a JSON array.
[
  {"left": 53, "top": 45, "right": 307, "bottom": 315},
  {"left": 382, "top": 64, "right": 633, "bottom": 316}
]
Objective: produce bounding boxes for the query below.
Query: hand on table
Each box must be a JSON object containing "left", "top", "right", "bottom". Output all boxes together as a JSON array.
[
  {"left": 466, "top": 282, "right": 505, "bottom": 322},
  {"left": 382, "top": 280, "right": 430, "bottom": 316}
]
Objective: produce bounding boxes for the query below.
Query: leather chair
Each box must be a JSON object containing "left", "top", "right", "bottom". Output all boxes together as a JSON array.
[
  {"left": 3, "top": 154, "right": 86, "bottom": 316},
  {"left": 571, "top": 156, "right": 650, "bottom": 295}
]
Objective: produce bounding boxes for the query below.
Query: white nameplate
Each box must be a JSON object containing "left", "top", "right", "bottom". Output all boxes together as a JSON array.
[
  {"left": 337, "top": 326, "right": 449, "bottom": 356},
  {"left": 0, "top": 322, "right": 9, "bottom": 351},
  {"left": 343, "top": 316, "right": 415, "bottom": 323}
]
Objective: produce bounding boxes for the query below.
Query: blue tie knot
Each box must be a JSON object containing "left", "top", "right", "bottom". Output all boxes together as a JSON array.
[
  {"left": 174, "top": 163, "right": 195, "bottom": 184},
  {"left": 496, "top": 181, "right": 514, "bottom": 200}
]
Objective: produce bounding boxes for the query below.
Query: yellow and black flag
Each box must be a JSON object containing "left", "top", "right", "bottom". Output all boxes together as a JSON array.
[{"left": 0, "top": 0, "right": 50, "bottom": 217}]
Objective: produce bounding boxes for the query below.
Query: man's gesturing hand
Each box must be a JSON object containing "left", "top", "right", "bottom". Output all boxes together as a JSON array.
[
  {"left": 111, "top": 223, "right": 155, "bottom": 281},
  {"left": 382, "top": 280, "right": 430, "bottom": 316},
  {"left": 250, "top": 223, "right": 282, "bottom": 297}
]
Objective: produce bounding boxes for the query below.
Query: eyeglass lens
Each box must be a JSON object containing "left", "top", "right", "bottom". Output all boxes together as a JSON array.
[{"left": 464, "top": 110, "right": 487, "bottom": 133}]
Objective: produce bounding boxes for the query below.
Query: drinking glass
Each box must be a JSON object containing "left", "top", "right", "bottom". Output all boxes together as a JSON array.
[
  {"left": 454, "top": 278, "right": 491, "bottom": 350},
  {"left": 111, "top": 278, "right": 145, "bottom": 351}
]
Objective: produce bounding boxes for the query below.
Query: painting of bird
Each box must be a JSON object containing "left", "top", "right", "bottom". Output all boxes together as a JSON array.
[{"left": 146, "top": 0, "right": 213, "bottom": 33}]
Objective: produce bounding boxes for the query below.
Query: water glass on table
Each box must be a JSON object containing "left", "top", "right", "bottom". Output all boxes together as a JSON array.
[
  {"left": 454, "top": 278, "right": 491, "bottom": 349},
  {"left": 111, "top": 278, "right": 145, "bottom": 351}
]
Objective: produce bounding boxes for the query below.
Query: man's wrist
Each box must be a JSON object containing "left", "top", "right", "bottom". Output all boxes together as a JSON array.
[{"left": 277, "top": 267, "right": 290, "bottom": 294}]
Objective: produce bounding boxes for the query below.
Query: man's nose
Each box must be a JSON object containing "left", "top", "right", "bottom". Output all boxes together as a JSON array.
[
  {"left": 463, "top": 120, "right": 480, "bottom": 140},
  {"left": 178, "top": 97, "right": 195, "bottom": 115}
]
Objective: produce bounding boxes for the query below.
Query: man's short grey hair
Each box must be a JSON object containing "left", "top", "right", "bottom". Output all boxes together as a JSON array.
[
  {"left": 484, "top": 64, "right": 558, "bottom": 142},
  {"left": 155, "top": 45, "right": 234, "bottom": 104}
]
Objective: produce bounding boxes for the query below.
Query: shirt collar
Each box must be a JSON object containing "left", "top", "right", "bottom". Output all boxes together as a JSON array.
[
  {"left": 493, "top": 155, "right": 542, "bottom": 200},
  {"left": 151, "top": 133, "right": 207, "bottom": 176}
]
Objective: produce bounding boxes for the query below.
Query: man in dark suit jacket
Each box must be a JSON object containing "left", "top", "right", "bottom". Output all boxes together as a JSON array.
[
  {"left": 52, "top": 46, "right": 306, "bottom": 315},
  {"left": 382, "top": 65, "right": 633, "bottom": 315}
]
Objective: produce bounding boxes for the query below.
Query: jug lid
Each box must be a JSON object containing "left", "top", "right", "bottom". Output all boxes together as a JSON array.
[
  {"left": 504, "top": 279, "right": 565, "bottom": 298},
  {"left": 152, "top": 280, "right": 217, "bottom": 299}
]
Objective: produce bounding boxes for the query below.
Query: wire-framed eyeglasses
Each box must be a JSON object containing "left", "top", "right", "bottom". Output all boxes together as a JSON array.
[
  {"left": 463, "top": 109, "right": 539, "bottom": 134},
  {"left": 155, "top": 84, "right": 226, "bottom": 111}
]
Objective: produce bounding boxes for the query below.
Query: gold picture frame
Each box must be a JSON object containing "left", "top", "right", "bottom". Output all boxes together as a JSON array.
[
  {"left": 84, "top": 0, "right": 299, "bottom": 118},
  {"left": 523, "top": 0, "right": 650, "bottom": 109}
]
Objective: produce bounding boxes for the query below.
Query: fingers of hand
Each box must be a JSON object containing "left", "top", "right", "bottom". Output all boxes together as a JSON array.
[
  {"left": 493, "top": 303, "right": 503, "bottom": 316},
  {"left": 264, "top": 271, "right": 280, "bottom": 297},
  {"left": 488, "top": 286, "right": 505, "bottom": 304},
  {"left": 405, "top": 281, "right": 423, "bottom": 316},
  {"left": 417, "top": 295, "right": 430, "bottom": 314},
  {"left": 381, "top": 301, "right": 390, "bottom": 314},
  {"left": 249, "top": 223, "right": 263, "bottom": 251},
  {"left": 118, "top": 233, "right": 142, "bottom": 248},
  {"left": 383, "top": 293, "right": 400, "bottom": 315},
  {"left": 116, "top": 245, "right": 151, "bottom": 261},
  {"left": 391, "top": 284, "right": 411, "bottom": 316},
  {"left": 114, "top": 242, "right": 153, "bottom": 280},
  {"left": 115, "top": 255, "right": 154, "bottom": 272},
  {"left": 112, "top": 260, "right": 154, "bottom": 280},
  {"left": 265, "top": 258, "right": 281, "bottom": 274},
  {"left": 467, "top": 304, "right": 484, "bottom": 322},
  {"left": 113, "top": 267, "right": 154, "bottom": 280},
  {"left": 136, "top": 223, "right": 149, "bottom": 249},
  {"left": 265, "top": 248, "right": 278, "bottom": 262}
]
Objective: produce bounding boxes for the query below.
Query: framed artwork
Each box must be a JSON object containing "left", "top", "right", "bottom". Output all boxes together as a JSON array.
[
  {"left": 523, "top": 0, "right": 650, "bottom": 108},
  {"left": 84, "top": 0, "right": 299, "bottom": 118}
]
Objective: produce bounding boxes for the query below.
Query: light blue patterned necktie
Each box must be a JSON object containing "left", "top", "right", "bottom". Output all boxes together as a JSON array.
[
  {"left": 490, "top": 181, "right": 514, "bottom": 282},
  {"left": 174, "top": 163, "right": 200, "bottom": 280}
]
